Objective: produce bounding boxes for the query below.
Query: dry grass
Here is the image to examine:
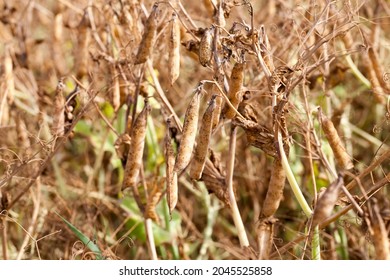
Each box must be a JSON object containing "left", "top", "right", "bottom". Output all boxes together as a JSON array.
[{"left": 1, "top": 0, "right": 390, "bottom": 260}]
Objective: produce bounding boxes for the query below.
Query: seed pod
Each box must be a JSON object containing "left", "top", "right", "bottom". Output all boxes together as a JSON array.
[
  {"left": 169, "top": 172, "right": 178, "bottom": 214},
  {"left": 174, "top": 87, "right": 202, "bottom": 173},
  {"left": 2, "top": 46, "right": 14, "bottom": 125},
  {"left": 320, "top": 111, "right": 354, "bottom": 170},
  {"left": 53, "top": 13, "right": 67, "bottom": 76},
  {"left": 164, "top": 124, "right": 178, "bottom": 215},
  {"left": 190, "top": 96, "right": 216, "bottom": 180},
  {"left": 75, "top": 14, "right": 90, "bottom": 79},
  {"left": 366, "top": 58, "right": 386, "bottom": 104},
  {"left": 368, "top": 47, "right": 390, "bottom": 92},
  {"left": 212, "top": 94, "right": 223, "bottom": 130},
  {"left": 52, "top": 78, "right": 65, "bottom": 137},
  {"left": 64, "top": 85, "right": 79, "bottom": 135},
  {"left": 4, "top": 46, "right": 14, "bottom": 99},
  {"left": 216, "top": 2, "right": 226, "bottom": 28},
  {"left": 199, "top": 28, "right": 213, "bottom": 67},
  {"left": 16, "top": 115, "right": 31, "bottom": 153},
  {"left": 168, "top": 13, "right": 181, "bottom": 85},
  {"left": 364, "top": 50, "right": 386, "bottom": 104},
  {"left": 144, "top": 180, "right": 164, "bottom": 223},
  {"left": 111, "top": 64, "right": 121, "bottom": 111},
  {"left": 203, "top": 0, "right": 215, "bottom": 17},
  {"left": 122, "top": 103, "right": 151, "bottom": 190},
  {"left": 261, "top": 159, "right": 286, "bottom": 218},
  {"left": 211, "top": 75, "right": 224, "bottom": 130},
  {"left": 369, "top": 199, "right": 390, "bottom": 260},
  {"left": 312, "top": 175, "right": 343, "bottom": 226},
  {"left": 222, "top": 62, "right": 245, "bottom": 119},
  {"left": 134, "top": 4, "right": 158, "bottom": 64},
  {"left": 256, "top": 217, "right": 276, "bottom": 260}
]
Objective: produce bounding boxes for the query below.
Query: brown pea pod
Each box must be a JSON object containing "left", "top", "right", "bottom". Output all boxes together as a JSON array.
[
  {"left": 190, "top": 95, "right": 216, "bottom": 180},
  {"left": 199, "top": 28, "right": 213, "bottom": 67},
  {"left": 261, "top": 159, "right": 286, "bottom": 218},
  {"left": 134, "top": 5, "right": 158, "bottom": 64},
  {"left": 52, "top": 78, "right": 65, "bottom": 137},
  {"left": 168, "top": 12, "right": 181, "bottom": 85},
  {"left": 122, "top": 103, "right": 151, "bottom": 191},
  {"left": 320, "top": 111, "right": 353, "bottom": 170},
  {"left": 164, "top": 123, "right": 178, "bottom": 215},
  {"left": 174, "top": 87, "right": 202, "bottom": 173},
  {"left": 222, "top": 62, "right": 245, "bottom": 119},
  {"left": 312, "top": 175, "right": 344, "bottom": 226}
]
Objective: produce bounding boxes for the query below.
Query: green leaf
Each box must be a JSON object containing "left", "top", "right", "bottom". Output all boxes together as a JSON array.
[
  {"left": 120, "top": 197, "right": 181, "bottom": 246},
  {"left": 55, "top": 211, "right": 103, "bottom": 260},
  {"left": 74, "top": 120, "right": 93, "bottom": 136},
  {"left": 101, "top": 102, "right": 115, "bottom": 118}
]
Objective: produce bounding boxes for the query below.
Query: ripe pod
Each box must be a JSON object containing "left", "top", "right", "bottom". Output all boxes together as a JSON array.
[
  {"left": 190, "top": 96, "right": 216, "bottom": 180},
  {"left": 164, "top": 125, "right": 178, "bottom": 215},
  {"left": 168, "top": 13, "right": 181, "bottom": 85},
  {"left": 174, "top": 87, "right": 202, "bottom": 173},
  {"left": 52, "top": 79, "right": 65, "bottom": 137},
  {"left": 312, "top": 176, "right": 343, "bottom": 226},
  {"left": 199, "top": 28, "right": 213, "bottom": 67},
  {"left": 222, "top": 62, "right": 245, "bottom": 119},
  {"left": 134, "top": 5, "right": 158, "bottom": 64},
  {"left": 320, "top": 111, "right": 353, "bottom": 170},
  {"left": 261, "top": 159, "right": 286, "bottom": 218},
  {"left": 122, "top": 103, "right": 151, "bottom": 190}
]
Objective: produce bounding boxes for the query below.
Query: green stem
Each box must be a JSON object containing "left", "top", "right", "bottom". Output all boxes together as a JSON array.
[
  {"left": 277, "top": 136, "right": 312, "bottom": 218},
  {"left": 162, "top": 196, "right": 180, "bottom": 260},
  {"left": 344, "top": 54, "right": 370, "bottom": 88},
  {"left": 311, "top": 225, "right": 321, "bottom": 260}
]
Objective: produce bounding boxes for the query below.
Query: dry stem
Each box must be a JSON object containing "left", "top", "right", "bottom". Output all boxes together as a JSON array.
[{"left": 226, "top": 126, "right": 249, "bottom": 247}]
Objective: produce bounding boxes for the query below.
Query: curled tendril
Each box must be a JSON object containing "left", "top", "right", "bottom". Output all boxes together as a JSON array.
[
  {"left": 270, "top": 24, "right": 278, "bottom": 33},
  {"left": 117, "top": 236, "right": 135, "bottom": 248},
  {"left": 383, "top": 72, "right": 390, "bottom": 83},
  {"left": 71, "top": 241, "right": 86, "bottom": 259},
  {"left": 83, "top": 251, "right": 97, "bottom": 260},
  {"left": 373, "top": 125, "right": 382, "bottom": 134},
  {"left": 273, "top": 237, "right": 284, "bottom": 245},
  {"left": 356, "top": 44, "right": 367, "bottom": 52}
]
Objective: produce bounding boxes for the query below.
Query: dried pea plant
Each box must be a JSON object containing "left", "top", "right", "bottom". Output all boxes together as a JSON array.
[{"left": 1, "top": 0, "right": 390, "bottom": 260}]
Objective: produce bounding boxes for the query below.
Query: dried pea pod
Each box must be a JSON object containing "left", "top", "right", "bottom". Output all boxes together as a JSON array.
[
  {"left": 134, "top": 5, "right": 158, "bottom": 64},
  {"left": 122, "top": 103, "right": 151, "bottom": 191},
  {"left": 261, "top": 159, "right": 286, "bottom": 218},
  {"left": 222, "top": 62, "right": 245, "bottom": 119},
  {"left": 190, "top": 96, "right": 216, "bottom": 180},
  {"left": 168, "top": 13, "right": 181, "bottom": 85},
  {"left": 199, "top": 28, "right": 213, "bottom": 67},
  {"left": 174, "top": 86, "right": 202, "bottom": 173},
  {"left": 320, "top": 111, "right": 353, "bottom": 170},
  {"left": 164, "top": 123, "right": 178, "bottom": 215}
]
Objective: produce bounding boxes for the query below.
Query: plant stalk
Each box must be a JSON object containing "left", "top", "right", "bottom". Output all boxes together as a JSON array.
[
  {"left": 144, "top": 218, "right": 158, "bottom": 260},
  {"left": 227, "top": 126, "right": 249, "bottom": 247}
]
